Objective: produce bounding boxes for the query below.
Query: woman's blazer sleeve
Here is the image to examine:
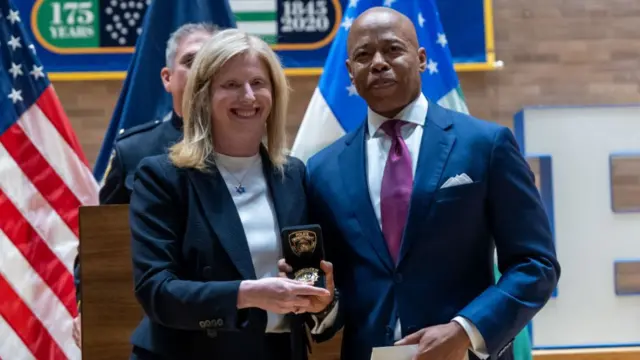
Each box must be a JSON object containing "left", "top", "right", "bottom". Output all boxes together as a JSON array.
[{"left": 129, "top": 155, "right": 243, "bottom": 331}]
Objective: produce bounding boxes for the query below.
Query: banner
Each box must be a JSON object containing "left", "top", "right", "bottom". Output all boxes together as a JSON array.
[{"left": 14, "top": 0, "right": 497, "bottom": 80}]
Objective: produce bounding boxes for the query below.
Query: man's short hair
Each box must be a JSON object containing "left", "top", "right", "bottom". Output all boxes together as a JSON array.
[{"left": 165, "top": 23, "right": 218, "bottom": 69}]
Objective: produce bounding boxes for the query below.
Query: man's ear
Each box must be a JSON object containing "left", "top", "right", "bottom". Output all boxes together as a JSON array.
[
  {"left": 418, "top": 47, "right": 427, "bottom": 72},
  {"left": 160, "top": 67, "right": 171, "bottom": 92},
  {"left": 345, "top": 59, "right": 354, "bottom": 82}
]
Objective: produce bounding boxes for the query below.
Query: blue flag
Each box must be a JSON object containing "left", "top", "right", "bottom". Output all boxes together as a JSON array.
[
  {"left": 291, "top": 0, "right": 468, "bottom": 162},
  {"left": 93, "top": 0, "right": 236, "bottom": 182}
]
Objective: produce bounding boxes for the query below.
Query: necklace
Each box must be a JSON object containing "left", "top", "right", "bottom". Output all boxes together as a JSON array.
[{"left": 216, "top": 156, "right": 259, "bottom": 194}]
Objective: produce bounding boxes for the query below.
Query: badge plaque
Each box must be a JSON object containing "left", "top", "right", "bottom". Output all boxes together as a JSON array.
[{"left": 281, "top": 224, "right": 325, "bottom": 288}]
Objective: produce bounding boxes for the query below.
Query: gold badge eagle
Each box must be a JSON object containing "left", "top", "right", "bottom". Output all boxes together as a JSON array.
[{"left": 288, "top": 230, "right": 317, "bottom": 256}]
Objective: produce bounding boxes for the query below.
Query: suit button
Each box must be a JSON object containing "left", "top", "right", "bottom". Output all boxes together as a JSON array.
[
  {"left": 215, "top": 319, "right": 224, "bottom": 327},
  {"left": 394, "top": 273, "right": 403, "bottom": 283},
  {"left": 199, "top": 321, "right": 206, "bottom": 328},
  {"left": 203, "top": 266, "right": 212, "bottom": 279}
]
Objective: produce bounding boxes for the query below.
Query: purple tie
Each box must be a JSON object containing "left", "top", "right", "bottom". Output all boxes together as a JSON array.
[{"left": 380, "top": 120, "right": 413, "bottom": 264}]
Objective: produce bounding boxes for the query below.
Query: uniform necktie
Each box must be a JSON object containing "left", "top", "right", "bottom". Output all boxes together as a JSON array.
[{"left": 379, "top": 120, "right": 413, "bottom": 264}]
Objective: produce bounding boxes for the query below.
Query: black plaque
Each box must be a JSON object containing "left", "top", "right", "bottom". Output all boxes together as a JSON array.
[{"left": 281, "top": 224, "right": 325, "bottom": 288}]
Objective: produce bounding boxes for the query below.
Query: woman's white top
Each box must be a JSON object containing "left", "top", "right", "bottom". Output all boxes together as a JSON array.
[{"left": 214, "top": 152, "right": 288, "bottom": 333}]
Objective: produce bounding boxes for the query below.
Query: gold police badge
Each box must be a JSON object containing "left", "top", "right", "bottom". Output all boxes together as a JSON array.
[
  {"left": 288, "top": 230, "right": 317, "bottom": 257},
  {"left": 294, "top": 268, "right": 320, "bottom": 285}
]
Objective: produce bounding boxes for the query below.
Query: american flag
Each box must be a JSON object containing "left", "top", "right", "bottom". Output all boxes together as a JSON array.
[{"left": 0, "top": 0, "right": 98, "bottom": 359}]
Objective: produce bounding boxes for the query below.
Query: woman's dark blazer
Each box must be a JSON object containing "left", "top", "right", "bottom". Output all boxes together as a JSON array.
[{"left": 127, "top": 148, "right": 310, "bottom": 360}]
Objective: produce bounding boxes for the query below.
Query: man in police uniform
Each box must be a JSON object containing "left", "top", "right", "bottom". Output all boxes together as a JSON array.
[{"left": 72, "top": 22, "right": 218, "bottom": 347}]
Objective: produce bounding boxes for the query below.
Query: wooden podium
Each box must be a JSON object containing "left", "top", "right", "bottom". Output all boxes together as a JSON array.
[
  {"left": 77, "top": 204, "right": 343, "bottom": 359},
  {"left": 78, "top": 204, "right": 143, "bottom": 359}
]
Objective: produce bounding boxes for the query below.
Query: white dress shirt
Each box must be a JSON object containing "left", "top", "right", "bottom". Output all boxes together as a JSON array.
[
  {"left": 315, "top": 94, "right": 489, "bottom": 359},
  {"left": 215, "top": 153, "right": 288, "bottom": 333}
]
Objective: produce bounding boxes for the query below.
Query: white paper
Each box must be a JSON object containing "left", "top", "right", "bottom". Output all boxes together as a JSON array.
[
  {"left": 370, "top": 345, "right": 418, "bottom": 360},
  {"left": 371, "top": 346, "right": 470, "bottom": 360}
]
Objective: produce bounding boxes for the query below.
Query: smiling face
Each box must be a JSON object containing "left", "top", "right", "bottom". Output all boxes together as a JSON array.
[
  {"left": 161, "top": 31, "right": 212, "bottom": 116},
  {"left": 346, "top": 8, "right": 426, "bottom": 118},
  {"left": 210, "top": 51, "right": 273, "bottom": 142}
]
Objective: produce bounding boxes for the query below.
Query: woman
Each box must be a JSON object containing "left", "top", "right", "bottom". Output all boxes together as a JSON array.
[{"left": 128, "top": 29, "right": 333, "bottom": 360}]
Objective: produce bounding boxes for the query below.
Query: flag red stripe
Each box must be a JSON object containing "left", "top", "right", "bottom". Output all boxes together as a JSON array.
[
  {"left": 35, "top": 87, "right": 90, "bottom": 167},
  {"left": 0, "top": 124, "right": 81, "bottom": 238},
  {"left": 0, "top": 188, "right": 77, "bottom": 316},
  {"left": 0, "top": 275, "right": 67, "bottom": 360}
]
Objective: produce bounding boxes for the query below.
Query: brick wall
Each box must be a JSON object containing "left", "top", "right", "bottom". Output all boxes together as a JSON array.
[
  {"left": 58, "top": 0, "right": 639, "bottom": 358},
  {"left": 56, "top": 0, "right": 640, "bottom": 167}
]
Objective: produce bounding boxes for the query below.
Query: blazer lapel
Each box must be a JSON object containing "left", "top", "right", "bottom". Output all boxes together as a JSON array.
[
  {"left": 339, "top": 122, "right": 395, "bottom": 271},
  {"left": 398, "top": 103, "right": 456, "bottom": 265},
  {"left": 261, "top": 147, "right": 295, "bottom": 230},
  {"left": 187, "top": 165, "right": 257, "bottom": 280}
]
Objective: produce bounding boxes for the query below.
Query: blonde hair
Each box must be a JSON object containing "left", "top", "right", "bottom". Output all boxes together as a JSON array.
[{"left": 169, "top": 28, "right": 290, "bottom": 172}]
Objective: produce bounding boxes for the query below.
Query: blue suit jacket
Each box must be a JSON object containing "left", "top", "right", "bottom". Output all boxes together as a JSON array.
[
  {"left": 305, "top": 103, "right": 560, "bottom": 360},
  {"left": 128, "top": 149, "right": 310, "bottom": 359}
]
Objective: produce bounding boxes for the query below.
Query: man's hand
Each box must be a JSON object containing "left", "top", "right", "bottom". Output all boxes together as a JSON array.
[
  {"left": 394, "top": 321, "right": 471, "bottom": 360},
  {"left": 72, "top": 315, "right": 81, "bottom": 348},
  {"left": 277, "top": 259, "right": 335, "bottom": 314}
]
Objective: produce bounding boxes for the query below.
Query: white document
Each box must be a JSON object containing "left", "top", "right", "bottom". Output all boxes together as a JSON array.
[
  {"left": 370, "top": 345, "right": 417, "bottom": 360},
  {"left": 371, "top": 345, "right": 469, "bottom": 360}
]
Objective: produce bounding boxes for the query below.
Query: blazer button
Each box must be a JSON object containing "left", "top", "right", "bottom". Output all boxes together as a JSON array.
[
  {"left": 215, "top": 319, "right": 224, "bottom": 327},
  {"left": 385, "top": 326, "right": 393, "bottom": 338},
  {"left": 199, "top": 321, "right": 206, "bottom": 329},
  {"left": 203, "top": 266, "right": 212, "bottom": 279}
]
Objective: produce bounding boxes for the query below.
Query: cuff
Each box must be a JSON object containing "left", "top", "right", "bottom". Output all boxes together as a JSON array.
[
  {"left": 452, "top": 316, "right": 489, "bottom": 359},
  {"left": 309, "top": 300, "right": 339, "bottom": 334}
]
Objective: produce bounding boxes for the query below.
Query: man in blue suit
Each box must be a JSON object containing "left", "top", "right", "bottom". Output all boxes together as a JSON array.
[{"left": 302, "top": 7, "right": 560, "bottom": 360}]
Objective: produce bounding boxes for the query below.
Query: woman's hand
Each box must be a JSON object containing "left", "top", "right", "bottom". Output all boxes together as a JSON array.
[
  {"left": 277, "top": 259, "right": 336, "bottom": 314},
  {"left": 237, "top": 277, "right": 331, "bottom": 314}
]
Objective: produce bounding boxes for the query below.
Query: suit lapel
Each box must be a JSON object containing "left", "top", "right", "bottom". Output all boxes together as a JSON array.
[
  {"left": 187, "top": 163, "right": 257, "bottom": 280},
  {"left": 339, "top": 122, "right": 395, "bottom": 271},
  {"left": 398, "top": 103, "right": 456, "bottom": 265}
]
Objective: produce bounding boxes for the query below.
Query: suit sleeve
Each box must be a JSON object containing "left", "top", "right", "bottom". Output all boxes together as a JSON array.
[
  {"left": 129, "top": 157, "right": 243, "bottom": 331},
  {"left": 303, "top": 158, "right": 346, "bottom": 342},
  {"left": 457, "top": 127, "right": 560, "bottom": 356}
]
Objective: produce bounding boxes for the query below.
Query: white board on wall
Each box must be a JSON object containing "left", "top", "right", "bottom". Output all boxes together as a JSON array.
[{"left": 514, "top": 105, "right": 640, "bottom": 349}]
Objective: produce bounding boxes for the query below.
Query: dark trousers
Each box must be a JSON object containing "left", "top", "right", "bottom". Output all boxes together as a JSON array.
[{"left": 130, "top": 333, "right": 294, "bottom": 360}]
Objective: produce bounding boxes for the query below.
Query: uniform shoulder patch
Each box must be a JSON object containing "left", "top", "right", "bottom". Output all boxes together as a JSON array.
[{"left": 115, "top": 119, "right": 163, "bottom": 141}]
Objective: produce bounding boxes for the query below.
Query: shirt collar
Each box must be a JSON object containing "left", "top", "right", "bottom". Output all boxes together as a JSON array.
[{"left": 367, "top": 92, "right": 428, "bottom": 138}]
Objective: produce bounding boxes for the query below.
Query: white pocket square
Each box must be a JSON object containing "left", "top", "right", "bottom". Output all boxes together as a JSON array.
[{"left": 440, "top": 173, "right": 473, "bottom": 189}]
